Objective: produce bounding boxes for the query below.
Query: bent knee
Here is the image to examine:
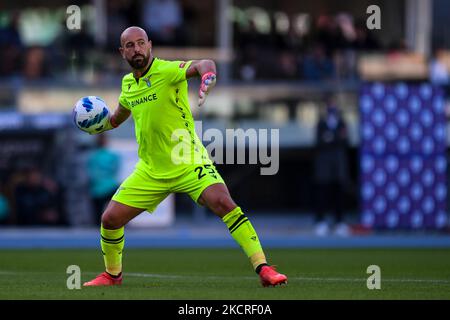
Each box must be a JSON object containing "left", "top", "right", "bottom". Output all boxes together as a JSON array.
[
  {"left": 101, "top": 211, "right": 124, "bottom": 229},
  {"left": 211, "top": 194, "right": 236, "bottom": 216}
]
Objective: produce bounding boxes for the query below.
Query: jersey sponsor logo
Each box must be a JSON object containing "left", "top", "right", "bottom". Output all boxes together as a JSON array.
[{"left": 129, "top": 93, "right": 158, "bottom": 108}]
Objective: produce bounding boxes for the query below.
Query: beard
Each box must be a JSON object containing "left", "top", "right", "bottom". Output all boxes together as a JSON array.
[{"left": 127, "top": 54, "right": 149, "bottom": 69}]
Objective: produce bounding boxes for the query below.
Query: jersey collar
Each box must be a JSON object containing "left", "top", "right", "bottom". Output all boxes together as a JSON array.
[{"left": 134, "top": 57, "right": 156, "bottom": 83}]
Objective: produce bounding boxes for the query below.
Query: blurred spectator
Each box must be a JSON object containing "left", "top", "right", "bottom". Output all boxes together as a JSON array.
[
  {"left": 333, "top": 13, "right": 357, "bottom": 80},
  {"left": 63, "top": 26, "right": 96, "bottom": 69},
  {"left": 14, "top": 167, "right": 60, "bottom": 225},
  {"left": 106, "top": 0, "right": 131, "bottom": 51},
  {"left": 302, "top": 43, "right": 335, "bottom": 81},
  {"left": 0, "top": 185, "right": 10, "bottom": 224},
  {"left": 0, "top": 11, "right": 23, "bottom": 77},
  {"left": 87, "top": 134, "right": 120, "bottom": 225},
  {"left": 51, "top": 19, "right": 96, "bottom": 79},
  {"left": 313, "top": 13, "right": 341, "bottom": 56},
  {"left": 279, "top": 51, "right": 298, "bottom": 79},
  {"left": 141, "top": 0, "right": 184, "bottom": 46},
  {"left": 353, "top": 20, "right": 381, "bottom": 51},
  {"left": 313, "top": 96, "right": 350, "bottom": 236},
  {"left": 335, "top": 13, "right": 357, "bottom": 47},
  {"left": 234, "top": 20, "right": 263, "bottom": 81},
  {"left": 23, "top": 46, "right": 49, "bottom": 79}
]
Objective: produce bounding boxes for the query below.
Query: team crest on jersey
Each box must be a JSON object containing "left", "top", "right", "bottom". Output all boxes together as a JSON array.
[{"left": 143, "top": 77, "right": 151, "bottom": 87}]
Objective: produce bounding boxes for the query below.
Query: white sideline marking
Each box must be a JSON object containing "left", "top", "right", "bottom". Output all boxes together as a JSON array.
[
  {"left": 110, "top": 272, "right": 450, "bottom": 285},
  {"left": 1, "top": 270, "right": 450, "bottom": 285}
]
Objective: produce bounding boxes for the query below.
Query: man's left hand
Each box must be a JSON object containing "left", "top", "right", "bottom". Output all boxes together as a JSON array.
[{"left": 198, "top": 72, "right": 216, "bottom": 107}]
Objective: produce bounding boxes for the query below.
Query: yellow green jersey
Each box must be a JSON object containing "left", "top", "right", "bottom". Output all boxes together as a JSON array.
[{"left": 118, "top": 57, "right": 211, "bottom": 179}]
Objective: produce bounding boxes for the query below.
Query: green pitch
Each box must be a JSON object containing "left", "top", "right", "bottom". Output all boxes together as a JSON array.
[{"left": 0, "top": 248, "right": 449, "bottom": 299}]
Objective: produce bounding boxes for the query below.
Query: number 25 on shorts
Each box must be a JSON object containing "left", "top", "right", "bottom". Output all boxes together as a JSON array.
[{"left": 195, "top": 164, "right": 217, "bottom": 180}]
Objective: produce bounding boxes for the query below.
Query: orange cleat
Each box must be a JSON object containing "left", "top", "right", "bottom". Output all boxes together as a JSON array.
[
  {"left": 83, "top": 272, "right": 122, "bottom": 287},
  {"left": 259, "top": 265, "right": 288, "bottom": 287}
]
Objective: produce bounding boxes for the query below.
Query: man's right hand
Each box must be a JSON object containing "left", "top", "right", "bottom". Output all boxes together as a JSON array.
[
  {"left": 90, "top": 104, "right": 130, "bottom": 135},
  {"left": 90, "top": 114, "right": 118, "bottom": 135}
]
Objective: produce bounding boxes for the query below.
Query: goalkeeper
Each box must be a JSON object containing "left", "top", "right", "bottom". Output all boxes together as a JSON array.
[{"left": 83, "top": 26, "right": 287, "bottom": 287}]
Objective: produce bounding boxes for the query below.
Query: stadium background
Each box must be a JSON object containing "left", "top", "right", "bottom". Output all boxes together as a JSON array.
[{"left": 1, "top": 0, "right": 450, "bottom": 300}]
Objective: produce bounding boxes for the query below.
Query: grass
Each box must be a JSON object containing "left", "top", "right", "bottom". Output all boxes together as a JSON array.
[{"left": 0, "top": 248, "right": 450, "bottom": 300}]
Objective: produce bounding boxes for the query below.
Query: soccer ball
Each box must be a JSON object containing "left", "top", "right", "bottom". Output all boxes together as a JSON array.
[{"left": 73, "top": 96, "right": 110, "bottom": 134}]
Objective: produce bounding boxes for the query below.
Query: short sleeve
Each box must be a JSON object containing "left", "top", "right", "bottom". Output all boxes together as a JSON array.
[
  {"left": 119, "top": 75, "right": 131, "bottom": 110},
  {"left": 166, "top": 60, "right": 193, "bottom": 84},
  {"left": 118, "top": 91, "right": 130, "bottom": 110}
]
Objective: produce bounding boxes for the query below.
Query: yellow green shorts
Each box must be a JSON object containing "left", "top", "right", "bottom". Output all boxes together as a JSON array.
[{"left": 112, "top": 161, "right": 225, "bottom": 212}]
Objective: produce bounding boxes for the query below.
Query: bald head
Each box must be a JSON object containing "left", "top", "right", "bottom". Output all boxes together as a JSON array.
[
  {"left": 120, "top": 26, "right": 148, "bottom": 47},
  {"left": 119, "top": 26, "right": 153, "bottom": 71}
]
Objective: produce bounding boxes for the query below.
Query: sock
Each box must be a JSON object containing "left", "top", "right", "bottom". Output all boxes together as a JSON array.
[
  {"left": 255, "top": 263, "right": 269, "bottom": 275},
  {"left": 106, "top": 271, "right": 122, "bottom": 278},
  {"left": 100, "top": 224, "right": 124, "bottom": 276},
  {"left": 222, "top": 207, "right": 267, "bottom": 271}
]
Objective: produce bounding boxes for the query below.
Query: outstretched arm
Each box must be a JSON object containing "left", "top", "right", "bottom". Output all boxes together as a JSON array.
[{"left": 186, "top": 59, "right": 217, "bottom": 106}]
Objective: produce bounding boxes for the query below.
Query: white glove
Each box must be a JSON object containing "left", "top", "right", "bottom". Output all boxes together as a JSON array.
[{"left": 198, "top": 72, "right": 216, "bottom": 106}]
